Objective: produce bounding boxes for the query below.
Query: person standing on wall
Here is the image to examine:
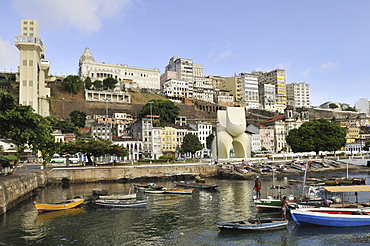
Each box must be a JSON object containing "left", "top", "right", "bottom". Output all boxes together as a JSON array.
[{"left": 253, "top": 176, "right": 261, "bottom": 199}]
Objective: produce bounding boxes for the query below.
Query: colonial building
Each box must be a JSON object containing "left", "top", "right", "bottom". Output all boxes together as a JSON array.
[
  {"left": 188, "top": 121, "right": 213, "bottom": 148},
  {"left": 15, "top": 19, "right": 51, "bottom": 116},
  {"left": 79, "top": 48, "right": 160, "bottom": 90}
]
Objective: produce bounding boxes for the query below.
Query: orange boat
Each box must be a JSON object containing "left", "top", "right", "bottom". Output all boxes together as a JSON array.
[{"left": 34, "top": 197, "right": 85, "bottom": 213}]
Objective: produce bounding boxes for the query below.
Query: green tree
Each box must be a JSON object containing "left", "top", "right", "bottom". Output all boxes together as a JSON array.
[
  {"left": 70, "top": 110, "right": 87, "bottom": 128},
  {"left": 328, "top": 103, "right": 338, "bottom": 110},
  {"left": 93, "top": 80, "right": 103, "bottom": 90},
  {"left": 84, "top": 77, "right": 92, "bottom": 90},
  {"left": 206, "top": 134, "right": 215, "bottom": 150},
  {"left": 139, "top": 100, "right": 180, "bottom": 127},
  {"left": 0, "top": 92, "right": 56, "bottom": 172},
  {"left": 103, "top": 77, "right": 118, "bottom": 90},
  {"left": 46, "top": 117, "right": 79, "bottom": 134},
  {"left": 286, "top": 118, "right": 346, "bottom": 155},
  {"left": 59, "top": 137, "right": 129, "bottom": 165},
  {"left": 61, "top": 75, "right": 83, "bottom": 94},
  {"left": 344, "top": 106, "right": 357, "bottom": 112},
  {"left": 180, "top": 134, "right": 202, "bottom": 157},
  {"left": 363, "top": 141, "right": 370, "bottom": 151}
]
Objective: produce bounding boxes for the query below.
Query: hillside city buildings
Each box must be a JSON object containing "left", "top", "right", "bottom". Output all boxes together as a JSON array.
[{"left": 1, "top": 19, "right": 370, "bottom": 161}]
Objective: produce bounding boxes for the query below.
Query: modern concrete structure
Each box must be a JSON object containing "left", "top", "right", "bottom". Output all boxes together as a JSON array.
[
  {"left": 286, "top": 82, "right": 311, "bottom": 108},
  {"left": 79, "top": 48, "right": 160, "bottom": 90},
  {"left": 258, "top": 69, "right": 286, "bottom": 113},
  {"left": 213, "top": 107, "right": 250, "bottom": 160},
  {"left": 15, "top": 19, "right": 51, "bottom": 116}
]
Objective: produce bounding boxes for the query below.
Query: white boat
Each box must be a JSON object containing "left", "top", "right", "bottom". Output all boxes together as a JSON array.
[
  {"left": 216, "top": 218, "right": 288, "bottom": 231},
  {"left": 99, "top": 193, "right": 137, "bottom": 200},
  {"left": 96, "top": 199, "right": 148, "bottom": 208}
]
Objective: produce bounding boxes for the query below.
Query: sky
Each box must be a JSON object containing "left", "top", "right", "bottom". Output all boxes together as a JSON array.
[{"left": 1, "top": 0, "right": 370, "bottom": 107}]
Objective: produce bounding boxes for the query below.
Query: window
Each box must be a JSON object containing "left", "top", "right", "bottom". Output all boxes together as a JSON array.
[{"left": 23, "top": 60, "right": 27, "bottom": 66}]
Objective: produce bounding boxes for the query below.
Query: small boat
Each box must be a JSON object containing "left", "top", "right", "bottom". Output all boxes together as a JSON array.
[
  {"left": 216, "top": 218, "right": 288, "bottom": 231},
  {"left": 134, "top": 183, "right": 163, "bottom": 190},
  {"left": 34, "top": 198, "right": 85, "bottom": 213},
  {"left": 92, "top": 189, "right": 109, "bottom": 195},
  {"left": 144, "top": 188, "right": 165, "bottom": 194},
  {"left": 96, "top": 199, "right": 148, "bottom": 208},
  {"left": 254, "top": 197, "right": 283, "bottom": 212},
  {"left": 174, "top": 181, "right": 219, "bottom": 190},
  {"left": 291, "top": 185, "right": 370, "bottom": 227},
  {"left": 99, "top": 193, "right": 137, "bottom": 200},
  {"left": 163, "top": 188, "right": 194, "bottom": 195},
  {"left": 291, "top": 207, "right": 370, "bottom": 227}
]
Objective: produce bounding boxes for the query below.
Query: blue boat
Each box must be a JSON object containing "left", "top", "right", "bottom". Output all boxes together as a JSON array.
[
  {"left": 216, "top": 218, "right": 288, "bottom": 231},
  {"left": 291, "top": 208, "right": 370, "bottom": 227},
  {"left": 291, "top": 185, "right": 370, "bottom": 227}
]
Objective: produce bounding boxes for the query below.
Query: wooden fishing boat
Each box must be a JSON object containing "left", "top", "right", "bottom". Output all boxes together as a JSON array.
[
  {"left": 92, "top": 189, "right": 109, "bottom": 195},
  {"left": 291, "top": 207, "right": 370, "bottom": 227},
  {"left": 34, "top": 198, "right": 85, "bottom": 213},
  {"left": 144, "top": 188, "right": 165, "bottom": 194},
  {"left": 216, "top": 218, "right": 288, "bottom": 231},
  {"left": 291, "top": 185, "right": 370, "bottom": 227},
  {"left": 99, "top": 193, "right": 137, "bottom": 200},
  {"left": 163, "top": 188, "right": 194, "bottom": 195},
  {"left": 174, "top": 181, "right": 219, "bottom": 190},
  {"left": 96, "top": 199, "right": 148, "bottom": 208}
]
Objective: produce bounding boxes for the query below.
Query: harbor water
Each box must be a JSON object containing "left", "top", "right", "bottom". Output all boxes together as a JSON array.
[{"left": 1, "top": 172, "right": 370, "bottom": 245}]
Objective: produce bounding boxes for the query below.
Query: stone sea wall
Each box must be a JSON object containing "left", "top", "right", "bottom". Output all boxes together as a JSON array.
[
  {"left": 0, "top": 172, "right": 47, "bottom": 215},
  {"left": 46, "top": 164, "right": 219, "bottom": 184}
]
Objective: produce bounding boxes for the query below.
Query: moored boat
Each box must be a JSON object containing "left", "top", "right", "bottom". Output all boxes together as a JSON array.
[
  {"left": 216, "top": 218, "right": 288, "bottom": 231},
  {"left": 174, "top": 181, "right": 219, "bottom": 190},
  {"left": 144, "top": 188, "right": 165, "bottom": 194},
  {"left": 34, "top": 197, "right": 85, "bottom": 213},
  {"left": 92, "top": 189, "right": 109, "bottom": 195},
  {"left": 96, "top": 199, "right": 148, "bottom": 208},
  {"left": 163, "top": 188, "right": 194, "bottom": 195},
  {"left": 99, "top": 193, "right": 137, "bottom": 200}
]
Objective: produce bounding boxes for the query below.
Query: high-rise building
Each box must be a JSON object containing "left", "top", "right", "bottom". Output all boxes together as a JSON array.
[
  {"left": 259, "top": 84, "right": 276, "bottom": 112},
  {"left": 240, "top": 73, "right": 259, "bottom": 109},
  {"left": 355, "top": 98, "right": 370, "bottom": 115},
  {"left": 258, "top": 69, "right": 286, "bottom": 112},
  {"left": 15, "top": 19, "right": 51, "bottom": 116},
  {"left": 224, "top": 76, "right": 242, "bottom": 102},
  {"left": 286, "top": 82, "right": 311, "bottom": 108}
]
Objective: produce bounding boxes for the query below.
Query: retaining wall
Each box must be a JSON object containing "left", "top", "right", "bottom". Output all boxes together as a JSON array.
[
  {"left": 46, "top": 164, "right": 219, "bottom": 184},
  {"left": 0, "top": 172, "right": 47, "bottom": 215}
]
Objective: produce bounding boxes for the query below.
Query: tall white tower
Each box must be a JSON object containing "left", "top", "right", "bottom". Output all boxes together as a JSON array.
[{"left": 14, "top": 19, "right": 50, "bottom": 116}]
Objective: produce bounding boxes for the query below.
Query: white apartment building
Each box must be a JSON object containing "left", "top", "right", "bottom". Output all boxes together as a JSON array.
[
  {"left": 188, "top": 121, "right": 213, "bottom": 148},
  {"left": 162, "top": 79, "right": 190, "bottom": 100},
  {"left": 79, "top": 48, "right": 160, "bottom": 90},
  {"left": 355, "top": 98, "right": 369, "bottom": 115},
  {"left": 259, "top": 84, "right": 276, "bottom": 111},
  {"left": 286, "top": 82, "right": 311, "bottom": 108},
  {"left": 240, "top": 73, "right": 259, "bottom": 109},
  {"left": 15, "top": 19, "right": 51, "bottom": 116},
  {"left": 214, "top": 89, "right": 234, "bottom": 105},
  {"left": 193, "top": 79, "right": 214, "bottom": 103}
]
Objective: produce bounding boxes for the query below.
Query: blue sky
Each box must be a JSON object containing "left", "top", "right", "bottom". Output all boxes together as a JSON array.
[{"left": 1, "top": 0, "right": 370, "bottom": 107}]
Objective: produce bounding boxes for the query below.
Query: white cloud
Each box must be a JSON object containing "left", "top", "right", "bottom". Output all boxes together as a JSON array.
[
  {"left": 302, "top": 67, "right": 315, "bottom": 77},
  {"left": 275, "top": 59, "right": 293, "bottom": 70},
  {"left": 319, "top": 61, "right": 340, "bottom": 72},
  {"left": 0, "top": 37, "right": 18, "bottom": 70},
  {"left": 11, "top": 0, "right": 132, "bottom": 34},
  {"left": 218, "top": 50, "right": 237, "bottom": 61}
]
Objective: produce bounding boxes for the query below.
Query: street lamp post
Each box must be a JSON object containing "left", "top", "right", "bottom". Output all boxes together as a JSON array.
[{"left": 148, "top": 101, "right": 154, "bottom": 160}]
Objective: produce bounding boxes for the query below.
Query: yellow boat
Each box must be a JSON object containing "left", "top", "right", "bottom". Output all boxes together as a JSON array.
[{"left": 34, "top": 197, "right": 85, "bottom": 213}]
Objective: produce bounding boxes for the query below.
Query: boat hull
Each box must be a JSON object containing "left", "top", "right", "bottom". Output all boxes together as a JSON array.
[
  {"left": 163, "top": 188, "right": 194, "bottom": 194},
  {"left": 216, "top": 219, "right": 288, "bottom": 231},
  {"left": 34, "top": 198, "right": 85, "bottom": 213},
  {"left": 174, "top": 181, "right": 219, "bottom": 190},
  {"left": 96, "top": 200, "right": 148, "bottom": 208},
  {"left": 291, "top": 208, "right": 370, "bottom": 227}
]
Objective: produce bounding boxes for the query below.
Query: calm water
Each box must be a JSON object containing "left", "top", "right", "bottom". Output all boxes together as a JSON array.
[{"left": 1, "top": 173, "right": 370, "bottom": 246}]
